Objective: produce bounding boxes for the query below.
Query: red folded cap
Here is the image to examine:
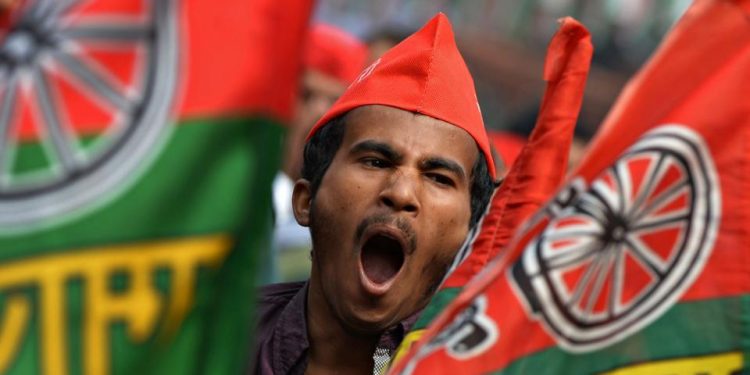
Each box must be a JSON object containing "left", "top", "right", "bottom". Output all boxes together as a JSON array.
[
  {"left": 307, "top": 13, "right": 495, "bottom": 179},
  {"left": 304, "top": 23, "right": 368, "bottom": 85}
]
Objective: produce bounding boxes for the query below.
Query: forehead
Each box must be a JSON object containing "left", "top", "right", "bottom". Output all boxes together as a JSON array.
[{"left": 342, "top": 105, "right": 478, "bottom": 164}]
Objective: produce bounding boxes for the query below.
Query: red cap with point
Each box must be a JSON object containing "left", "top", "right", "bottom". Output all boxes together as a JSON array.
[{"left": 307, "top": 13, "right": 495, "bottom": 179}]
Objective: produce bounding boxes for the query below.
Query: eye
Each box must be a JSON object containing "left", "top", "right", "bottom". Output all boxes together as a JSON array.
[
  {"left": 362, "top": 157, "right": 390, "bottom": 169},
  {"left": 426, "top": 172, "right": 455, "bottom": 187}
]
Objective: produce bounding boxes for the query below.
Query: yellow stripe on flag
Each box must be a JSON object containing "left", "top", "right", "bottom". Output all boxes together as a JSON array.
[
  {"left": 386, "top": 329, "right": 426, "bottom": 374},
  {"left": 602, "top": 351, "right": 742, "bottom": 375}
]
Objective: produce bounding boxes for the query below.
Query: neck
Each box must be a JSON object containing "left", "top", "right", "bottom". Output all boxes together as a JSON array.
[{"left": 306, "top": 271, "right": 380, "bottom": 375}]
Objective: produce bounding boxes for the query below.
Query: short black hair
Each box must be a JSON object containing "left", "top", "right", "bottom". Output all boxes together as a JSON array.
[{"left": 301, "top": 115, "right": 494, "bottom": 227}]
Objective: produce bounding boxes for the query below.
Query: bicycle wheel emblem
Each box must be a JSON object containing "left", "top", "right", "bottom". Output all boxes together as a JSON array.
[
  {"left": 0, "top": 0, "right": 178, "bottom": 234},
  {"left": 511, "top": 125, "right": 720, "bottom": 352}
]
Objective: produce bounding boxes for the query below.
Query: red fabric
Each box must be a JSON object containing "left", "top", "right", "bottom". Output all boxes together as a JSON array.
[
  {"left": 441, "top": 17, "right": 592, "bottom": 291},
  {"left": 390, "top": 1, "right": 750, "bottom": 374},
  {"left": 488, "top": 131, "right": 525, "bottom": 170},
  {"left": 178, "top": 0, "right": 314, "bottom": 122},
  {"left": 307, "top": 13, "right": 496, "bottom": 179},
  {"left": 8, "top": 0, "right": 314, "bottom": 141},
  {"left": 0, "top": 0, "right": 24, "bottom": 31},
  {"left": 304, "top": 23, "right": 367, "bottom": 84},
  {"left": 0, "top": 5, "right": 12, "bottom": 31}
]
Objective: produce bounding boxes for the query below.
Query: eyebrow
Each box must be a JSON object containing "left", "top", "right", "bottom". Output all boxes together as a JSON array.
[
  {"left": 350, "top": 140, "right": 468, "bottom": 181},
  {"left": 421, "top": 158, "right": 467, "bottom": 181},
  {"left": 350, "top": 140, "right": 402, "bottom": 162}
]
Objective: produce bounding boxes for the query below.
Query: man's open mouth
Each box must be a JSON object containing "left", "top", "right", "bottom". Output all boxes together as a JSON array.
[{"left": 359, "top": 231, "right": 407, "bottom": 288}]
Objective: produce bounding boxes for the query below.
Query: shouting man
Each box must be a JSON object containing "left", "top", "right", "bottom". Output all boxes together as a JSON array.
[{"left": 252, "top": 13, "right": 496, "bottom": 375}]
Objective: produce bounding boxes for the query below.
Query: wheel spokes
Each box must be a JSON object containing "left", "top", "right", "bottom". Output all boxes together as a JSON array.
[
  {"left": 611, "top": 248, "right": 626, "bottom": 316},
  {"left": 611, "top": 165, "right": 627, "bottom": 214},
  {"left": 566, "top": 244, "right": 611, "bottom": 308},
  {"left": 577, "top": 192, "right": 610, "bottom": 224},
  {"left": 591, "top": 173, "right": 622, "bottom": 216},
  {"left": 627, "top": 153, "right": 665, "bottom": 219},
  {"left": 32, "top": 65, "right": 80, "bottom": 172},
  {"left": 633, "top": 181, "right": 689, "bottom": 222},
  {"left": 28, "top": 0, "right": 80, "bottom": 25},
  {"left": 51, "top": 50, "right": 133, "bottom": 113},
  {"left": 623, "top": 236, "right": 667, "bottom": 277},
  {"left": 545, "top": 240, "right": 600, "bottom": 270},
  {"left": 583, "top": 248, "right": 615, "bottom": 316},
  {"left": 60, "top": 23, "right": 151, "bottom": 43},
  {"left": 544, "top": 228, "right": 600, "bottom": 242},
  {"left": 0, "top": 74, "right": 20, "bottom": 185},
  {"left": 632, "top": 211, "right": 689, "bottom": 233}
]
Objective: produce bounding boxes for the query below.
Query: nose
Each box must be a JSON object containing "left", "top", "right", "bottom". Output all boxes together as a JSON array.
[{"left": 379, "top": 170, "right": 420, "bottom": 215}]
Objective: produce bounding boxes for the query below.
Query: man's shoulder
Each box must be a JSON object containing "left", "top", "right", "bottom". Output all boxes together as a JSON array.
[
  {"left": 252, "top": 281, "right": 309, "bottom": 374},
  {"left": 259, "top": 281, "right": 306, "bottom": 306},
  {"left": 256, "top": 281, "right": 307, "bottom": 333}
]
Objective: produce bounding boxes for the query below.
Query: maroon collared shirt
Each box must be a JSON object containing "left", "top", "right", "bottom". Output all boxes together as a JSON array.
[{"left": 249, "top": 281, "right": 419, "bottom": 375}]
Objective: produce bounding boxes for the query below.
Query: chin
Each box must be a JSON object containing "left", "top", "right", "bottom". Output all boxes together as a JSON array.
[{"left": 342, "top": 305, "right": 401, "bottom": 335}]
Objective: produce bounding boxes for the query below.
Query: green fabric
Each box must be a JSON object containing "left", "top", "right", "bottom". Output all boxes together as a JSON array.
[
  {"left": 491, "top": 297, "right": 746, "bottom": 375},
  {"left": 0, "top": 117, "right": 282, "bottom": 255},
  {"left": 412, "top": 287, "right": 461, "bottom": 331},
  {"left": 0, "top": 116, "right": 284, "bottom": 375}
]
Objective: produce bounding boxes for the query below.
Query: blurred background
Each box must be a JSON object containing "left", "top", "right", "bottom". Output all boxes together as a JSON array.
[{"left": 316, "top": 0, "right": 691, "bottom": 139}]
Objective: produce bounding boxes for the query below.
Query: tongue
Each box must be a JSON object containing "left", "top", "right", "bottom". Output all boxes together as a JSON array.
[{"left": 361, "top": 236, "right": 404, "bottom": 284}]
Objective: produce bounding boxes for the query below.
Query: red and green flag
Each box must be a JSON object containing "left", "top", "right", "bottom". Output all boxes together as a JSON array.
[
  {"left": 0, "top": 0, "right": 313, "bottom": 374},
  {"left": 390, "top": 0, "right": 750, "bottom": 374}
]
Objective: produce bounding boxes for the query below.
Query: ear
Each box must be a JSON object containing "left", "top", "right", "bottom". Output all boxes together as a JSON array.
[{"left": 292, "top": 179, "right": 313, "bottom": 227}]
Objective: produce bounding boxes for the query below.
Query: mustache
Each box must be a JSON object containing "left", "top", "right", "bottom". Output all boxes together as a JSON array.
[{"left": 355, "top": 214, "right": 417, "bottom": 255}]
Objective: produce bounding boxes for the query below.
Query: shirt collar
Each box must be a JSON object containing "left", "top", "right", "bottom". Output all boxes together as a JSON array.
[
  {"left": 269, "top": 281, "right": 423, "bottom": 374},
  {"left": 271, "top": 281, "right": 310, "bottom": 374}
]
